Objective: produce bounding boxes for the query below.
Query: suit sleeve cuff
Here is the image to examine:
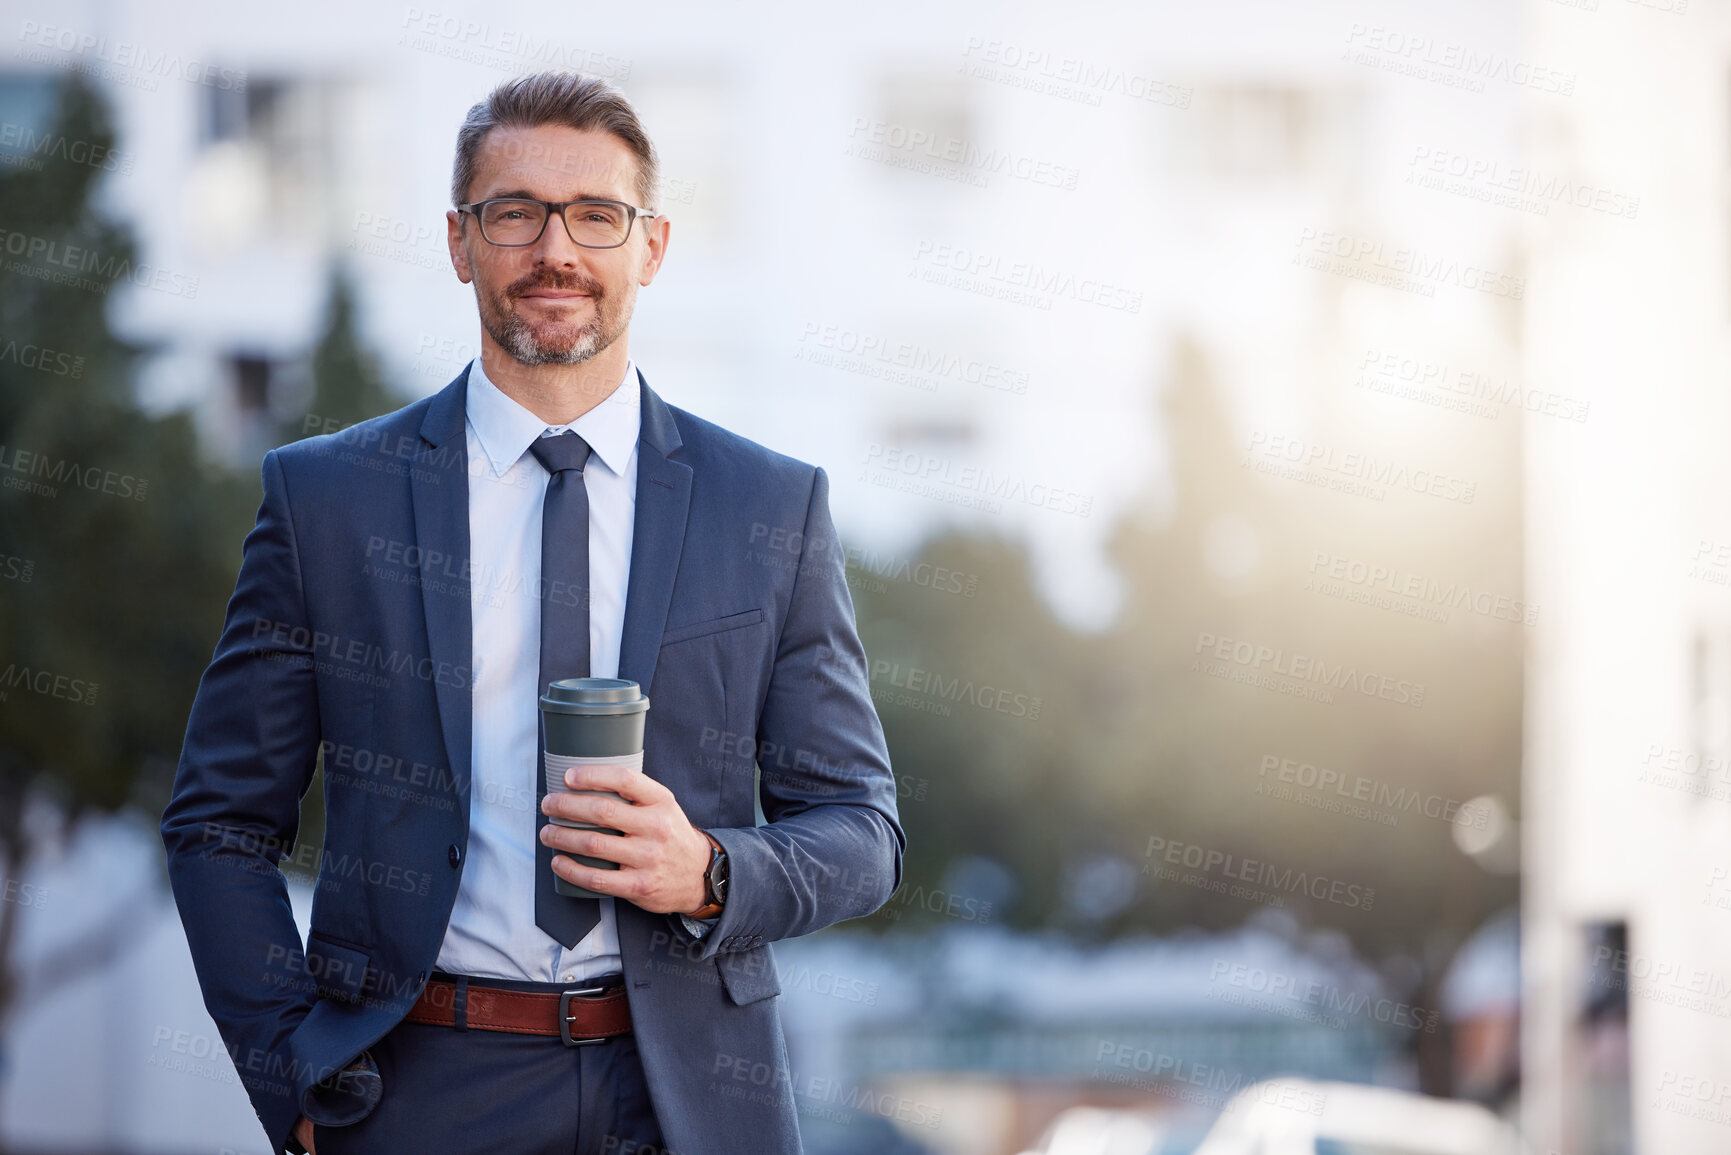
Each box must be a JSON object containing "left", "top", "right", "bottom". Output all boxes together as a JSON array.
[{"left": 297, "top": 1050, "right": 382, "bottom": 1127}]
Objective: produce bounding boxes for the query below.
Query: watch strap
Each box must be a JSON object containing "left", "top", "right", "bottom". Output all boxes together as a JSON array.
[{"left": 685, "top": 829, "right": 726, "bottom": 920}]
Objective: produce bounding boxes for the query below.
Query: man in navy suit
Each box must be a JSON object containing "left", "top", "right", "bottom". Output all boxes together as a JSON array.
[{"left": 160, "top": 70, "right": 903, "bottom": 1154}]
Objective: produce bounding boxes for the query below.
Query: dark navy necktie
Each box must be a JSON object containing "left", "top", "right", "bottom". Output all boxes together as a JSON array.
[{"left": 529, "top": 430, "right": 599, "bottom": 948}]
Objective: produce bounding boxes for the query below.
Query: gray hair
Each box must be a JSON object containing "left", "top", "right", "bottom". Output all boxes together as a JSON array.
[{"left": 451, "top": 71, "right": 659, "bottom": 210}]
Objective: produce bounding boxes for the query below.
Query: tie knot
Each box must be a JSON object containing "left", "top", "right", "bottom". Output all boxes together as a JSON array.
[{"left": 528, "top": 430, "right": 592, "bottom": 475}]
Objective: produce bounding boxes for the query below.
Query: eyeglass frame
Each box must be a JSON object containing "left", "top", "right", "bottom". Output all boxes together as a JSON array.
[{"left": 455, "top": 196, "right": 662, "bottom": 249}]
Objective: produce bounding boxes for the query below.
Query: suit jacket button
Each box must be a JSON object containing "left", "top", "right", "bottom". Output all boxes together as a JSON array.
[{"left": 448, "top": 843, "right": 462, "bottom": 868}]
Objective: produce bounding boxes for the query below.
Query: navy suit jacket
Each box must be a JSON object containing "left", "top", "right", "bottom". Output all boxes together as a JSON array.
[{"left": 159, "top": 365, "right": 904, "bottom": 1154}]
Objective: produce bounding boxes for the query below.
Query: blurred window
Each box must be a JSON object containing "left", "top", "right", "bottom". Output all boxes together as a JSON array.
[{"left": 1577, "top": 921, "right": 1633, "bottom": 1155}]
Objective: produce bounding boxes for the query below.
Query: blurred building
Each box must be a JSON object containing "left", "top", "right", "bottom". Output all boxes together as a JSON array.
[
  {"left": 0, "top": 2, "right": 1542, "bottom": 1153},
  {"left": 0, "top": 0, "right": 1527, "bottom": 627},
  {"left": 1522, "top": 3, "right": 1731, "bottom": 1154}
]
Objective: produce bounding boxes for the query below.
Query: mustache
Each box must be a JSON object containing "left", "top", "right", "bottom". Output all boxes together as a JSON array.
[{"left": 507, "top": 272, "right": 601, "bottom": 297}]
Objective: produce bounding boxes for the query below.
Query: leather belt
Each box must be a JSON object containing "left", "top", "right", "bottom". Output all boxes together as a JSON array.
[{"left": 405, "top": 977, "right": 632, "bottom": 1047}]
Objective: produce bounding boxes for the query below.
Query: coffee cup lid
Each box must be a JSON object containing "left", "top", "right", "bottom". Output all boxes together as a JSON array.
[{"left": 540, "top": 676, "right": 650, "bottom": 715}]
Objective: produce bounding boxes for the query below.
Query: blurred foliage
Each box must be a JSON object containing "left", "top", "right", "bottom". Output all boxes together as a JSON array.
[
  {"left": 0, "top": 75, "right": 256, "bottom": 1036},
  {"left": 849, "top": 332, "right": 1521, "bottom": 972},
  {"left": 0, "top": 76, "right": 400, "bottom": 1035},
  {"left": 294, "top": 269, "right": 398, "bottom": 442},
  {"left": 0, "top": 74, "right": 255, "bottom": 856}
]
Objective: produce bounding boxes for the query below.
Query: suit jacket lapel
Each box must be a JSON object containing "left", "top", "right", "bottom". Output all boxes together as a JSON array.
[
  {"left": 410, "top": 366, "right": 475, "bottom": 807},
  {"left": 406, "top": 364, "right": 687, "bottom": 809},
  {"left": 618, "top": 367, "right": 692, "bottom": 697}
]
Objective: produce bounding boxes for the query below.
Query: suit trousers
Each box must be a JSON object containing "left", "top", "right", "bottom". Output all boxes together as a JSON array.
[{"left": 312, "top": 970, "right": 667, "bottom": 1155}]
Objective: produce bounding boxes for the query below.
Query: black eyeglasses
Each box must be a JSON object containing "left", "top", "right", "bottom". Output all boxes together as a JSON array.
[{"left": 456, "top": 197, "right": 661, "bottom": 248}]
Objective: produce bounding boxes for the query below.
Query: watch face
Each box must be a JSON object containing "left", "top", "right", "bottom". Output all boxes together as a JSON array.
[{"left": 712, "top": 851, "right": 729, "bottom": 902}]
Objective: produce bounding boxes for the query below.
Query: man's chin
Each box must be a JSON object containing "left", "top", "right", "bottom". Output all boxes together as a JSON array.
[{"left": 507, "top": 326, "right": 601, "bottom": 365}]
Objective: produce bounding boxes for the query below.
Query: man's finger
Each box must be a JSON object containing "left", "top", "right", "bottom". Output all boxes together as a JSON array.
[
  {"left": 561, "top": 762, "right": 669, "bottom": 804},
  {"left": 544, "top": 790, "right": 651, "bottom": 834},
  {"left": 542, "top": 824, "right": 645, "bottom": 868},
  {"left": 551, "top": 852, "right": 625, "bottom": 895}
]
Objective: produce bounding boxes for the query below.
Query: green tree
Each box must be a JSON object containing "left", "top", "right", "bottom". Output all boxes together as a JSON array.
[
  {"left": 287, "top": 266, "right": 397, "bottom": 444},
  {"left": 846, "top": 333, "right": 1522, "bottom": 1093},
  {"left": 0, "top": 75, "right": 257, "bottom": 1094}
]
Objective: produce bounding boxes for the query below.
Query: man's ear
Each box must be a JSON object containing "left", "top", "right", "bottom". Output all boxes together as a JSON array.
[
  {"left": 638, "top": 215, "right": 670, "bottom": 288},
  {"left": 447, "top": 209, "right": 474, "bottom": 284}
]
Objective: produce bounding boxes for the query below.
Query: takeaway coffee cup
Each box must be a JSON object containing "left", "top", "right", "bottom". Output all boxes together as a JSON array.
[{"left": 540, "top": 677, "right": 650, "bottom": 899}]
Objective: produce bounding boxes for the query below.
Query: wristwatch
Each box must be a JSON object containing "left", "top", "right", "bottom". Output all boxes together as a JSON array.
[{"left": 686, "top": 829, "right": 729, "bottom": 919}]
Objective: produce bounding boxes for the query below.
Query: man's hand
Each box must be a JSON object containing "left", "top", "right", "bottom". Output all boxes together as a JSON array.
[
  {"left": 294, "top": 1115, "right": 317, "bottom": 1154},
  {"left": 539, "top": 763, "right": 713, "bottom": 915}
]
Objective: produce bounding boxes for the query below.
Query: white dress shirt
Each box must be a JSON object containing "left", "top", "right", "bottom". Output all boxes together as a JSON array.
[{"left": 434, "top": 354, "right": 641, "bottom": 983}]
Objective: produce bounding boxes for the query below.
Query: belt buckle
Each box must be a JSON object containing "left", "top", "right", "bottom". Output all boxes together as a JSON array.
[{"left": 558, "top": 984, "right": 611, "bottom": 1048}]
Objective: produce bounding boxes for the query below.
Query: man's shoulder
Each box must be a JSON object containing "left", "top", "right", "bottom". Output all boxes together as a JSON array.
[{"left": 663, "top": 400, "right": 820, "bottom": 493}]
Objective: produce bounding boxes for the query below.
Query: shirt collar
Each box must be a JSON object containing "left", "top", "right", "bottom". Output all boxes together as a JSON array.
[{"left": 465, "top": 355, "right": 641, "bottom": 478}]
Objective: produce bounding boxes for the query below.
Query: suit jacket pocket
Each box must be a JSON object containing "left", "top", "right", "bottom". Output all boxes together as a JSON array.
[
  {"left": 661, "top": 608, "right": 765, "bottom": 647},
  {"left": 716, "top": 943, "right": 780, "bottom": 1006}
]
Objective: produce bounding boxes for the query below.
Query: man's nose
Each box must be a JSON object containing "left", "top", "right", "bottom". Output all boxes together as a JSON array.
[{"left": 530, "top": 208, "right": 590, "bottom": 264}]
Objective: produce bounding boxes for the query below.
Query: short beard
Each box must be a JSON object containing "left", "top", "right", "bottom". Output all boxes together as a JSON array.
[{"left": 477, "top": 270, "right": 626, "bottom": 367}]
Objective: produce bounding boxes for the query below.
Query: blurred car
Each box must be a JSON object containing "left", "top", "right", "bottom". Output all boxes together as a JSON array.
[
  {"left": 1192, "top": 1078, "right": 1529, "bottom": 1155},
  {"left": 1014, "top": 1081, "right": 1526, "bottom": 1155},
  {"left": 1012, "top": 1106, "right": 1175, "bottom": 1155}
]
